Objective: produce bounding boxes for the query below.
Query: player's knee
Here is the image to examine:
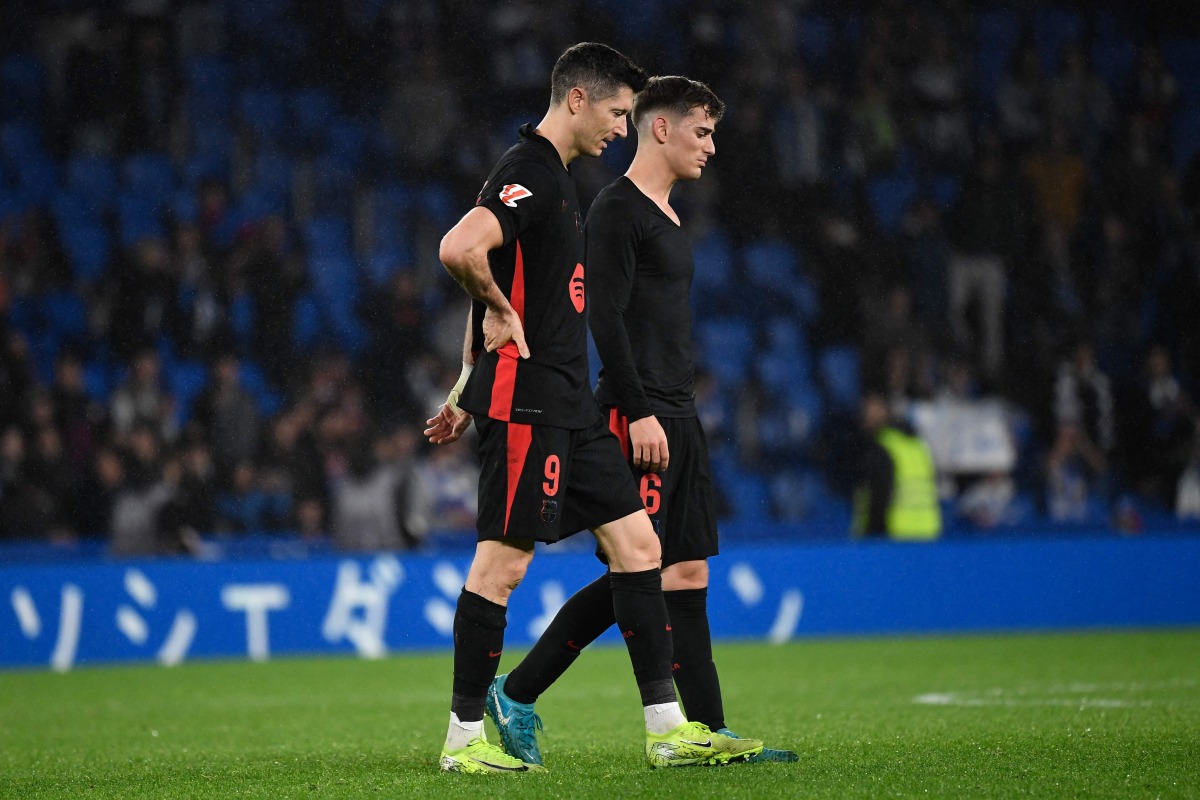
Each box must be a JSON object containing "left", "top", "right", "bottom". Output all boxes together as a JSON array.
[
  {"left": 662, "top": 559, "right": 708, "bottom": 591},
  {"left": 609, "top": 529, "right": 662, "bottom": 572}
]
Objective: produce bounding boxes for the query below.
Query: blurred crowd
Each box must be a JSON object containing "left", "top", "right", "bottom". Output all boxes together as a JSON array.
[{"left": 3, "top": 0, "right": 1200, "bottom": 554}]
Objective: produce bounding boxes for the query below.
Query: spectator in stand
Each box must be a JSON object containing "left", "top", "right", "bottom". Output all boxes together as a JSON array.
[
  {"left": 244, "top": 215, "right": 305, "bottom": 385},
  {"left": 24, "top": 425, "right": 78, "bottom": 540},
  {"left": 106, "top": 238, "right": 179, "bottom": 361},
  {"left": 169, "top": 221, "right": 229, "bottom": 361},
  {"left": 115, "top": 18, "right": 178, "bottom": 154},
  {"left": 0, "top": 331, "right": 35, "bottom": 430},
  {"left": 109, "top": 348, "right": 176, "bottom": 444},
  {"left": 946, "top": 138, "right": 1028, "bottom": 382},
  {"left": 996, "top": 43, "right": 1044, "bottom": 150},
  {"left": 193, "top": 352, "right": 261, "bottom": 483},
  {"left": 51, "top": 350, "right": 105, "bottom": 472},
  {"left": 331, "top": 430, "right": 425, "bottom": 551},
  {"left": 908, "top": 28, "right": 972, "bottom": 168},
  {"left": 0, "top": 426, "right": 39, "bottom": 538},
  {"left": 359, "top": 269, "right": 428, "bottom": 424},
  {"left": 170, "top": 437, "right": 218, "bottom": 537},
  {"left": 1123, "top": 345, "right": 1194, "bottom": 508},
  {"left": 215, "top": 460, "right": 271, "bottom": 533},
  {"left": 1045, "top": 423, "right": 1106, "bottom": 523},
  {"left": 1053, "top": 338, "right": 1116, "bottom": 471},
  {"left": 1047, "top": 43, "right": 1113, "bottom": 161},
  {"left": 110, "top": 423, "right": 177, "bottom": 555},
  {"left": 412, "top": 434, "right": 477, "bottom": 533},
  {"left": 1024, "top": 124, "right": 1088, "bottom": 316},
  {"left": 852, "top": 392, "right": 942, "bottom": 540},
  {"left": 77, "top": 446, "right": 125, "bottom": 538}
]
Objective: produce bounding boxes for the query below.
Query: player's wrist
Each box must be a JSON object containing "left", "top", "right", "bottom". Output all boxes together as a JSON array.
[{"left": 447, "top": 362, "right": 474, "bottom": 416}]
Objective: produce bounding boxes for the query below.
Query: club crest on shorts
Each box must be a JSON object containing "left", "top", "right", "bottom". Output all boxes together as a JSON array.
[
  {"left": 541, "top": 499, "right": 559, "bottom": 524},
  {"left": 499, "top": 183, "right": 532, "bottom": 207}
]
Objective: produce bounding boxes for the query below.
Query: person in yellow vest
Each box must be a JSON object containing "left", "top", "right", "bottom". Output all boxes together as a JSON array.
[{"left": 853, "top": 392, "right": 942, "bottom": 540}]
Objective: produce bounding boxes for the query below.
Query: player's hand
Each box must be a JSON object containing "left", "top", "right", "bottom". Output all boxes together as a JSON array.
[
  {"left": 482, "top": 305, "right": 530, "bottom": 358},
  {"left": 425, "top": 403, "right": 472, "bottom": 444},
  {"left": 629, "top": 415, "right": 669, "bottom": 473}
]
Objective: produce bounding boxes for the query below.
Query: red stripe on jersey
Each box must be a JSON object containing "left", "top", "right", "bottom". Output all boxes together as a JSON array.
[
  {"left": 608, "top": 407, "right": 630, "bottom": 461},
  {"left": 489, "top": 347, "right": 517, "bottom": 420},
  {"left": 504, "top": 422, "right": 533, "bottom": 535},
  {"left": 487, "top": 239, "right": 527, "bottom": 420},
  {"left": 511, "top": 238, "right": 526, "bottom": 322}
]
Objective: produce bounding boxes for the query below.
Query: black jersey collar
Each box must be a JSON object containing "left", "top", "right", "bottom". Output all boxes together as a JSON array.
[{"left": 519, "top": 123, "right": 568, "bottom": 170}]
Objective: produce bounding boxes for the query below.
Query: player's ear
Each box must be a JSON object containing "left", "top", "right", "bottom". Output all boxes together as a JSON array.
[
  {"left": 568, "top": 86, "right": 586, "bottom": 114},
  {"left": 654, "top": 115, "right": 669, "bottom": 144}
]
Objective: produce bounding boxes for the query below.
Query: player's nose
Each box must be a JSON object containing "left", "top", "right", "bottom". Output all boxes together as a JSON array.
[
  {"left": 613, "top": 116, "right": 628, "bottom": 139},
  {"left": 704, "top": 136, "right": 716, "bottom": 156}
]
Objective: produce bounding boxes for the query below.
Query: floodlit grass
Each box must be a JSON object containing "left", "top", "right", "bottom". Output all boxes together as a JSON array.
[{"left": 1, "top": 630, "right": 1198, "bottom": 799}]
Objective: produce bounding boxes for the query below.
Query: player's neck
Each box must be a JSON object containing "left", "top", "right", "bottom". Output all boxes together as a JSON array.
[
  {"left": 625, "top": 155, "right": 677, "bottom": 207},
  {"left": 534, "top": 112, "right": 577, "bottom": 168}
]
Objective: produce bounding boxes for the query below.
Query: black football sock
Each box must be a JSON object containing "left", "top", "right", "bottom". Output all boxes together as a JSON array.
[
  {"left": 505, "top": 573, "right": 616, "bottom": 704},
  {"left": 610, "top": 568, "right": 677, "bottom": 707},
  {"left": 665, "top": 587, "right": 726, "bottom": 731},
  {"left": 450, "top": 589, "right": 507, "bottom": 722}
]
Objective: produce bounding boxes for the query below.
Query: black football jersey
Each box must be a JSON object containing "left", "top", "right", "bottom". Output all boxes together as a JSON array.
[
  {"left": 457, "top": 124, "right": 599, "bottom": 429},
  {"left": 588, "top": 176, "right": 697, "bottom": 420}
]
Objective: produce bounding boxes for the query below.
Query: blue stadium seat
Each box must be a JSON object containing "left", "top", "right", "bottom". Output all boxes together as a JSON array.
[
  {"left": 59, "top": 222, "right": 111, "bottom": 283},
  {"left": 17, "top": 156, "right": 58, "bottom": 204},
  {"left": 166, "top": 359, "right": 209, "bottom": 426},
  {"left": 183, "top": 150, "right": 228, "bottom": 187},
  {"left": 290, "top": 89, "right": 335, "bottom": 148},
  {"left": 238, "top": 189, "right": 285, "bottom": 225},
  {"left": 928, "top": 172, "right": 961, "bottom": 212},
  {"left": 1033, "top": 7, "right": 1083, "bottom": 73},
  {"left": 0, "top": 121, "right": 41, "bottom": 166},
  {"left": 191, "top": 119, "right": 235, "bottom": 160},
  {"left": 1171, "top": 105, "right": 1200, "bottom": 169},
  {"left": 173, "top": 187, "right": 200, "bottom": 223},
  {"left": 1090, "top": 14, "right": 1136, "bottom": 91},
  {"left": 82, "top": 359, "right": 113, "bottom": 402},
  {"left": 692, "top": 229, "right": 733, "bottom": 299},
  {"left": 0, "top": 54, "right": 46, "bottom": 120},
  {"left": 326, "top": 118, "right": 367, "bottom": 166},
  {"left": 52, "top": 189, "right": 99, "bottom": 228},
  {"left": 367, "top": 248, "right": 412, "bottom": 287},
  {"left": 238, "top": 89, "right": 287, "bottom": 145},
  {"left": 122, "top": 153, "right": 176, "bottom": 206},
  {"left": 696, "top": 316, "right": 755, "bottom": 387},
  {"left": 311, "top": 154, "right": 355, "bottom": 213},
  {"left": 251, "top": 151, "right": 292, "bottom": 206},
  {"left": 183, "top": 55, "right": 233, "bottom": 119},
  {"left": 797, "top": 14, "right": 835, "bottom": 65},
  {"left": 117, "top": 191, "right": 166, "bottom": 246},
  {"left": 66, "top": 155, "right": 117, "bottom": 210},
  {"left": 238, "top": 359, "right": 284, "bottom": 416},
  {"left": 742, "top": 239, "right": 799, "bottom": 286},
  {"left": 867, "top": 173, "right": 918, "bottom": 234},
  {"left": 305, "top": 216, "right": 351, "bottom": 256},
  {"left": 1162, "top": 38, "right": 1200, "bottom": 103},
  {"left": 291, "top": 291, "right": 323, "bottom": 352},
  {"left": 818, "top": 345, "right": 861, "bottom": 412},
  {"left": 230, "top": 292, "right": 255, "bottom": 350},
  {"left": 42, "top": 291, "right": 88, "bottom": 340}
]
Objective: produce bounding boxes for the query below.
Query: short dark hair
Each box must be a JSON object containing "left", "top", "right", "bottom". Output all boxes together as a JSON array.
[
  {"left": 550, "top": 42, "right": 648, "bottom": 105},
  {"left": 631, "top": 76, "right": 725, "bottom": 131}
]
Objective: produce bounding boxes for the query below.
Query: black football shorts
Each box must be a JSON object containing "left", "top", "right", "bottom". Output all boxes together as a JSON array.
[
  {"left": 473, "top": 412, "right": 644, "bottom": 544},
  {"left": 604, "top": 409, "right": 720, "bottom": 567}
]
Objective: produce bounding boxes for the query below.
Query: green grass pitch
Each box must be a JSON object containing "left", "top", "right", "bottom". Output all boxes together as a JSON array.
[{"left": 2, "top": 630, "right": 1198, "bottom": 799}]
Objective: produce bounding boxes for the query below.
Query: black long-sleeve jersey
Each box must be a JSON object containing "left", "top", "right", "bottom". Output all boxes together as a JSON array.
[
  {"left": 587, "top": 176, "right": 697, "bottom": 421},
  {"left": 457, "top": 124, "right": 598, "bottom": 429}
]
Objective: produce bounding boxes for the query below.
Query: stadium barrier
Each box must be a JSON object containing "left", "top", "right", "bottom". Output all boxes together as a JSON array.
[{"left": 2, "top": 533, "right": 1198, "bottom": 671}]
